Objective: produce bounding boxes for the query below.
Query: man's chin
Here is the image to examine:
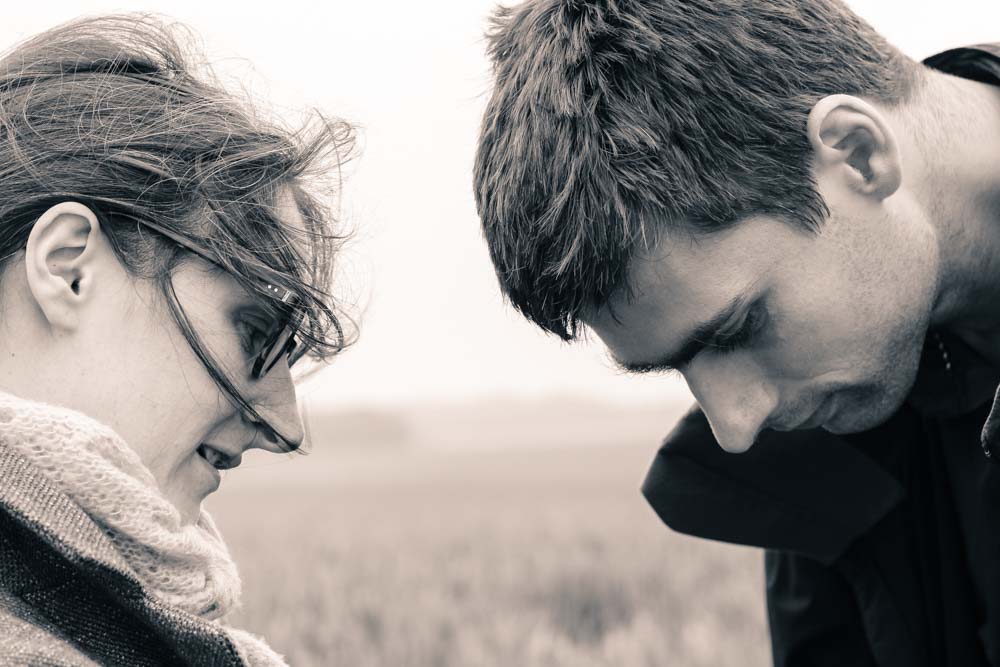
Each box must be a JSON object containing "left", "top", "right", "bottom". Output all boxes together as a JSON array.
[
  {"left": 820, "top": 390, "right": 906, "bottom": 435},
  {"left": 821, "top": 420, "right": 861, "bottom": 435}
]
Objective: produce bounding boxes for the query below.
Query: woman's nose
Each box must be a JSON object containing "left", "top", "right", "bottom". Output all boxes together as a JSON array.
[
  {"left": 247, "top": 359, "right": 305, "bottom": 453},
  {"left": 682, "top": 353, "right": 779, "bottom": 453}
]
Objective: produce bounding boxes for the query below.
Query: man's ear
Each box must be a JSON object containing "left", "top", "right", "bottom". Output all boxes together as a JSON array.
[
  {"left": 23, "top": 202, "right": 107, "bottom": 332},
  {"left": 807, "top": 94, "right": 902, "bottom": 201}
]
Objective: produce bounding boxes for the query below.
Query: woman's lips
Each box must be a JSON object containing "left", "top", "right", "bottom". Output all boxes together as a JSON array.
[{"left": 197, "top": 443, "right": 242, "bottom": 470}]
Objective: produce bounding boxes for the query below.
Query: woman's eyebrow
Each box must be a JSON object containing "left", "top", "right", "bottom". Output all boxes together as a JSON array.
[{"left": 231, "top": 295, "right": 282, "bottom": 324}]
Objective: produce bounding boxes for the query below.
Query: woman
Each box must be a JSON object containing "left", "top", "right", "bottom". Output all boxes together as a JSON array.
[{"left": 0, "top": 14, "right": 353, "bottom": 666}]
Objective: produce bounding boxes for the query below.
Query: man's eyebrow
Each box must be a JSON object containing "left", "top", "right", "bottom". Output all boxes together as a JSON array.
[{"left": 614, "top": 289, "right": 757, "bottom": 375}]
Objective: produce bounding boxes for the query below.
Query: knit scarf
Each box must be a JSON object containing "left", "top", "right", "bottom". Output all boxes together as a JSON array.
[{"left": 0, "top": 391, "right": 286, "bottom": 667}]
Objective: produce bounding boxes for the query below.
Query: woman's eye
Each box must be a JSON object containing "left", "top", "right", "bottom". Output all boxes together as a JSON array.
[{"left": 240, "top": 320, "right": 270, "bottom": 356}]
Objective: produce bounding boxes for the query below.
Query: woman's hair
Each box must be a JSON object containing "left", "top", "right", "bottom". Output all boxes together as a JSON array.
[{"left": 0, "top": 15, "right": 356, "bottom": 450}]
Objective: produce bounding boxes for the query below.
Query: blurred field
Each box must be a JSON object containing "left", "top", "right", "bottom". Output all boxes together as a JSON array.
[{"left": 209, "top": 412, "right": 770, "bottom": 667}]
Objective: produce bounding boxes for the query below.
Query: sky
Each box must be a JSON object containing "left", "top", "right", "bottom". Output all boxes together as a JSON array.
[{"left": 5, "top": 0, "right": 1000, "bottom": 410}]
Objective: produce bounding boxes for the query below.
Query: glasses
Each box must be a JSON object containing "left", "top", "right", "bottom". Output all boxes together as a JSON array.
[
  {"left": 253, "top": 283, "right": 304, "bottom": 379},
  {"left": 113, "top": 211, "right": 303, "bottom": 380}
]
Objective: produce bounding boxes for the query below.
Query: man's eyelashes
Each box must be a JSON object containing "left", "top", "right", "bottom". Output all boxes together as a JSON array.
[{"left": 708, "top": 307, "right": 768, "bottom": 354}]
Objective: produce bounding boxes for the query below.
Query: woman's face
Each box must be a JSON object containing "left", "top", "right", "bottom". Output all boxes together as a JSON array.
[
  {"left": 102, "top": 260, "right": 305, "bottom": 521},
  {"left": 0, "top": 199, "right": 306, "bottom": 523}
]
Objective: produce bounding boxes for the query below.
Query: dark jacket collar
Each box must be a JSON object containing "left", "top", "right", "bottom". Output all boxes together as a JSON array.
[
  {"left": 924, "top": 43, "right": 1000, "bottom": 83},
  {"left": 906, "top": 329, "right": 1000, "bottom": 418},
  {"left": 642, "top": 406, "right": 904, "bottom": 565}
]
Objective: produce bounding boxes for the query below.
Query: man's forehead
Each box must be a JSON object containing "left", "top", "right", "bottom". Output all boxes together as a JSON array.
[
  {"left": 590, "top": 235, "right": 720, "bottom": 327},
  {"left": 583, "top": 222, "right": 779, "bottom": 366},
  {"left": 584, "top": 261, "right": 706, "bottom": 363}
]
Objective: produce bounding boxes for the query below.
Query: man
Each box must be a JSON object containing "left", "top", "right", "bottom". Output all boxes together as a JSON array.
[{"left": 474, "top": 1, "right": 1000, "bottom": 664}]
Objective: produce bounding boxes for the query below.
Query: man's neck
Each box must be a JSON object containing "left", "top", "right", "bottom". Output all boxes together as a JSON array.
[{"left": 914, "top": 69, "right": 1000, "bottom": 364}]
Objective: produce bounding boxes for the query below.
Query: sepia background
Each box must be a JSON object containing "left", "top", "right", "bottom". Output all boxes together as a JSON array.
[{"left": 7, "top": 1, "right": 1000, "bottom": 664}]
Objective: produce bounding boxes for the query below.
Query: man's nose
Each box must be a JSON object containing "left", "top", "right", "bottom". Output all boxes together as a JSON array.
[
  {"left": 247, "top": 360, "right": 305, "bottom": 453},
  {"left": 682, "top": 353, "right": 779, "bottom": 453}
]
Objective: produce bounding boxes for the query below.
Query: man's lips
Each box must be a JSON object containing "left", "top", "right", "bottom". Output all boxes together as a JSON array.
[{"left": 772, "top": 397, "right": 836, "bottom": 432}]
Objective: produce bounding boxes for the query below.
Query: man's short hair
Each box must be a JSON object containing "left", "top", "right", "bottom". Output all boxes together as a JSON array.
[{"left": 474, "top": 0, "right": 922, "bottom": 339}]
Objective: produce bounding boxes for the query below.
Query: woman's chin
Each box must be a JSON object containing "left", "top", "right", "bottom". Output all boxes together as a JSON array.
[
  {"left": 165, "top": 461, "right": 220, "bottom": 524},
  {"left": 173, "top": 452, "right": 223, "bottom": 518}
]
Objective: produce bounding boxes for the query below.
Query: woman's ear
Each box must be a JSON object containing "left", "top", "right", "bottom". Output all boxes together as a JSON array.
[
  {"left": 23, "top": 202, "right": 107, "bottom": 332},
  {"left": 807, "top": 94, "right": 902, "bottom": 201}
]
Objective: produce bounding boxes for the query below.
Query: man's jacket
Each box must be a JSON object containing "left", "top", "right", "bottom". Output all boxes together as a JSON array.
[{"left": 643, "top": 405, "right": 988, "bottom": 666}]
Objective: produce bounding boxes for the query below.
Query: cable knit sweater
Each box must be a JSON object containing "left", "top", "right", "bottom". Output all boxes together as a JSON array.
[{"left": 0, "top": 391, "right": 284, "bottom": 666}]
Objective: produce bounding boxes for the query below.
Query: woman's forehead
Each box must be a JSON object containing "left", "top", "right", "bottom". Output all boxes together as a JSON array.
[
  {"left": 275, "top": 187, "right": 308, "bottom": 237},
  {"left": 185, "top": 187, "right": 313, "bottom": 312}
]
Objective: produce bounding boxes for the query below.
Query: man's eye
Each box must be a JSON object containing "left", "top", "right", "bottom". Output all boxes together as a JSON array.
[{"left": 710, "top": 308, "right": 767, "bottom": 354}]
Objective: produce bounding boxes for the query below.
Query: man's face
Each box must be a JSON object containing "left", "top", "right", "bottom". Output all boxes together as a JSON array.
[{"left": 585, "top": 196, "right": 939, "bottom": 452}]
